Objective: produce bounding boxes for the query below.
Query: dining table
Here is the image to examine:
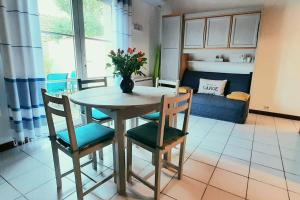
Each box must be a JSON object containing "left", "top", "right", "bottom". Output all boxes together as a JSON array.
[{"left": 70, "top": 85, "right": 176, "bottom": 195}]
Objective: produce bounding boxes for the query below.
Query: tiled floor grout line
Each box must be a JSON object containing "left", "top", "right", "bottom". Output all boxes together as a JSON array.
[
  {"left": 245, "top": 114, "right": 257, "bottom": 200},
  {"left": 20, "top": 143, "right": 120, "bottom": 199},
  {"left": 1, "top": 145, "right": 59, "bottom": 200},
  {"left": 161, "top": 119, "right": 218, "bottom": 199},
  {"left": 3, "top": 115, "right": 300, "bottom": 200},
  {"left": 0, "top": 175, "right": 27, "bottom": 199},
  {"left": 273, "top": 117, "right": 291, "bottom": 200},
  {"left": 200, "top": 122, "right": 237, "bottom": 200},
  {"left": 1, "top": 173, "right": 31, "bottom": 200}
]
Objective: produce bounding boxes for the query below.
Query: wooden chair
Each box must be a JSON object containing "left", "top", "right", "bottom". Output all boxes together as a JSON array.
[
  {"left": 41, "top": 89, "right": 116, "bottom": 200},
  {"left": 126, "top": 89, "right": 193, "bottom": 200},
  {"left": 78, "top": 77, "right": 112, "bottom": 124},
  {"left": 138, "top": 78, "right": 180, "bottom": 124},
  {"left": 78, "top": 78, "right": 114, "bottom": 163}
]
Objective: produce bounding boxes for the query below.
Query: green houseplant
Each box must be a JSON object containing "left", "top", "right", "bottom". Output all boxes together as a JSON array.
[{"left": 107, "top": 48, "right": 147, "bottom": 93}]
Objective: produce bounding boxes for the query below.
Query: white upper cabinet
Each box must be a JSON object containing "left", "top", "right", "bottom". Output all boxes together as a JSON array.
[
  {"left": 230, "top": 13, "right": 261, "bottom": 48},
  {"left": 205, "top": 16, "right": 231, "bottom": 48},
  {"left": 184, "top": 18, "right": 206, "bottom": 48}
]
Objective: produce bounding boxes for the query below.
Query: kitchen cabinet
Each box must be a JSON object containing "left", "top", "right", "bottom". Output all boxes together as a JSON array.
[
  {"left": 161, "top": 15, "right": 182, "bottom": 80},
  {"left": 184, "top": 18, "right": 206, "bottom": 48},
  {"left": 230, "top": 13, "right": 261, "bottom": 47},
  {"left": 205, "top": 16, "right": 231, "bottom": 48}
]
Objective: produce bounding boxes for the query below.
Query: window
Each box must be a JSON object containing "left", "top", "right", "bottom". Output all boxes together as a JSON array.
[
  {"left": 38, "top": 0, "right": 114, "bottom": 81},
  {"left": 82, "top": 0, "right": 113, "bottom": 78},
  {"left": 39, "top": 0, "right": 76, "bottom": 76}
]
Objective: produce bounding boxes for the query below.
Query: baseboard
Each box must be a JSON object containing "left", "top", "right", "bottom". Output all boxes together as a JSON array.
[
  {"left": 0, "top": 140, "right": 16, "bottom": 152},
  {"left": 0, "top": 137, "right": 32, "bottom": 152},
  {"left": 249, "top": 109, "right": 300, "bottom": 120}
]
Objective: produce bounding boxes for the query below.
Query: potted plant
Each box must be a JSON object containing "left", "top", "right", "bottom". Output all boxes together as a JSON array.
[{"left": 107, "top": 48, "right": 147, "bottom": 93}]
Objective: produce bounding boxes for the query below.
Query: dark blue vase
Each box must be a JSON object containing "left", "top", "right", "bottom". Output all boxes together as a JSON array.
[{"left": 120, "top": 75, "right": 134, "bottom": 93}]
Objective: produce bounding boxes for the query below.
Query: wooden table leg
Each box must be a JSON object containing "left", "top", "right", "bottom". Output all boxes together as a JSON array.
[{"left": 114, "top": 113, "right": 126, "bottom": 195}]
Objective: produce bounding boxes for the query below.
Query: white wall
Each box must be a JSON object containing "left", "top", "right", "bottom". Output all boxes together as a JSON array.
[
  {"left": 0, "top": 52, "right": 12, "bottom": 144},
  {"left": 250, "top": 0, "right": 300, "bottom": 116},
  {"left": 131, "top": 0, "right": 161, "bottom": 76}
]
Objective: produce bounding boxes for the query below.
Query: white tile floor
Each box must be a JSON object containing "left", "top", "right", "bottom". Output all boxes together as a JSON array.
[{"left": 1, "top": 113, "right": 300, "bottom": 200}]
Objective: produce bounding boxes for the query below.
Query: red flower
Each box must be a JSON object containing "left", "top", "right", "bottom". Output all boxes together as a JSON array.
[
  {"left": 137, "top": 57, "right": 143, "bottom": 62},
  {"left": 138, "top": 50, "right": 143, "bottom": 55},
  {"left": 127, "top": 48, "right": 134, "bottom": 54}
]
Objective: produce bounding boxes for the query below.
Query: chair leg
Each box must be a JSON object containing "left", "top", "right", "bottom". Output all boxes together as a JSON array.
[
  {"left": 72, "top": 153, "right": 84, "bottom": 200},
  {"left": 127, "top": 138, "right": 133, "bottom": 184},
  {"left": 50, "top": 141, "right": 62, "bottom": 189},
  {"left": 178, "top": 140, "right": 186, "bottom": 180},
  {"left": 98, "top": 148, "right": 104, "bottom": 164},
  {"left": 154, "top": 150, "right": 162, "bottom": 200},
  {"left": 112, "top": 143, "right": 117, "bottom": 183},
  {"left": 136, "top": 117, "right": 139, "bottom": 126},
  {"left": 163, "top": 150, "right": 172, "bottom": 163},
  {"left": 92, "top": 152, "right": 97, "bottom": 170}
]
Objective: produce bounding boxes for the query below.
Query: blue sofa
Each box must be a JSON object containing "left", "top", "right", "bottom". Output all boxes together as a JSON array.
[{"left": 181, "top": 70, "right": 252, "bottom": 124}]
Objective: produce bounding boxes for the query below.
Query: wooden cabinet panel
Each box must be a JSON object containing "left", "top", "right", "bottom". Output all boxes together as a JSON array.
[
  {"left": 230, "top": 13, "right": 261, "bottom": 47},
  {"left": 205, "top": 16, "right": 231, "bottom": 48},
  {"left": 184, "top": 18, "right": 206, "bottom": 48}
]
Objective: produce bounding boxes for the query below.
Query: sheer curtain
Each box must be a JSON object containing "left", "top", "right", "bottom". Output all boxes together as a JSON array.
[
  {"left": 0, "top": 0, "right": 45, "bottom": 142},
  {"left": 111, "top": 0, "right": 133, "bottom": 85},
  {"left": 112, "top": 0, "right": 133, "bottom": 49}
]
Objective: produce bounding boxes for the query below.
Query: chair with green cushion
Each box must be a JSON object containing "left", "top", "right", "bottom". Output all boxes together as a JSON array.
[
  {"left": 41, "top": 89, "right": 116, "bottom": 200},
  {"left": 126, "top": 88, "right": 193, "bottom": 200},
  {"left": 78, "top": 78, "right": 112, "bottom": 123},
  {"left": 78, "top": 77, "right": 113, "bottom": 164},
  {"left": 138, "top": 78, "right": 180, "bottom": 124}
]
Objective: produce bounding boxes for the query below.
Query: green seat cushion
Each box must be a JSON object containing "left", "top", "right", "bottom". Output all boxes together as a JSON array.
[
  {"left": 57, "top": 123, "right": 114, "bottom": 150},
  {"left": 141, "top": 112, "right": 160, "bottom": 121},
  {"left": 126, "top": 122, "right": 186, "bottom": 149},
  {"left": 92, "top": 108, "right": 111, "bottom": 121}
]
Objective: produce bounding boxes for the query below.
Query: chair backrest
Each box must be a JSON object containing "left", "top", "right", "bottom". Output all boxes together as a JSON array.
[
  {"left": 47, "top": 73, "right": 69, "bottom": 94},
  {"left": 155, "top": 78, "right": 180, "bottom": 94},
  {"left": 78, "top": 77, "right": 107, "bottom": 91},
  {"left": 41, "top": 88, "right": 79, "bottom": 151},
  {"left": 156, "top": 88, "right": 193, "bottom": 148}
]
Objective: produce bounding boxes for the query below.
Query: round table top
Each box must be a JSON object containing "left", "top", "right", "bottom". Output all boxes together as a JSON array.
[{"left": 70, "top": 86, "right": 176, "bottom": 109}]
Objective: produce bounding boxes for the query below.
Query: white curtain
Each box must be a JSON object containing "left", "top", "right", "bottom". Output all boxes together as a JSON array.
[
  {"left": 112, "top": 0, "right": 133, "bottom": 49},
  {"left": 0, "top": 0, "right": 45, "bottom": 142}
]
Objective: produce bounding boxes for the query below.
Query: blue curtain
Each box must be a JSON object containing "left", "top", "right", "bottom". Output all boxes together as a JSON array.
[{"left": 0, "top": 0, "right": 45, "bottom": 142}]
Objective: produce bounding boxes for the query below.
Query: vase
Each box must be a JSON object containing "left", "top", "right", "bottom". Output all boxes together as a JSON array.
[{"left": 120, "top": 75, "right": 134, "bottom": 93}]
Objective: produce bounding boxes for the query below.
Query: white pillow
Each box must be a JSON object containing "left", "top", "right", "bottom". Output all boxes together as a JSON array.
[{"left": 198, "top": 78, "right": 227, "bottom": 96}]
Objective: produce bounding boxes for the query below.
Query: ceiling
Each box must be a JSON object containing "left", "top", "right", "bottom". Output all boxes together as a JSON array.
[{"left": 163, "top": 0, "right": 280, "bottom": 12}]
